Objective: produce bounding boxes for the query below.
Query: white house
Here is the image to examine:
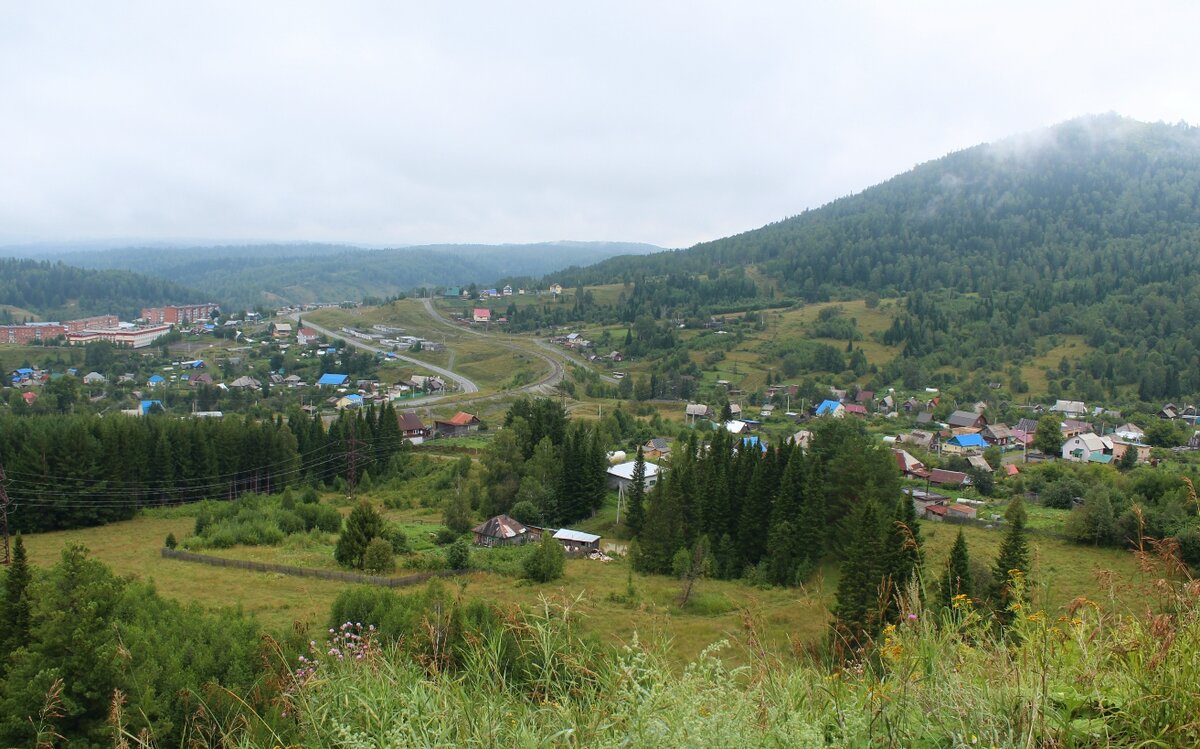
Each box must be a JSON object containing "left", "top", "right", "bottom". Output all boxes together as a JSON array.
[
  {"left": 1062, "top": 432, "right": 1113, "bottom": 463},
  {"left": 1050, "top": 400, "right": 1088, "bottom": 418},
  {"left": 606, "top": 460, "right": 662, "bottom": 492}
]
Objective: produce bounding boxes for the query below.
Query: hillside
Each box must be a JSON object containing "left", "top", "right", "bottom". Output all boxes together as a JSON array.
[
  {"left": 555, "top": 115, "right": 1200, "bottom": 401},
  {"left": 0, "top": 258, "right": 204, "bottom": 321},
  {"left": 12, "top": 240, "right": 663, "bottom": 310}
]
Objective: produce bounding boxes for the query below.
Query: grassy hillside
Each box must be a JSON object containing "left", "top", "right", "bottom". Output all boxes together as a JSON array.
[{"left": 0, "top": 257, "right": 203, "bottom": 320}]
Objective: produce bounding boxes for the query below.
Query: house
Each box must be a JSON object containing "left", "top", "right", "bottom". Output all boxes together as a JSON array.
[
  {"left": 923, "top": 504, "right": 949, "bottom": 521},
  {"left": 893, "top": 448, "right": 928, "bottom": 477},
  {"left": 642, "top": 438, "right": 671, "bottom": 460},
  {"left": 685, "top": 403, "right": 712, "bottom": 421},
  {"left": 855, "top": 390, "right": 874, "bottom": 404},
  {"left": 791, "top": 430, "right": 813, "bottom": 449},
  {"left": 397, "top": 411, "right": 429, "bottom": 443},
  {"left": 740, "top": 435, "right": 768, "bottom": 454},
  {"left": 189, "top": 372, "right": 214, "bottom": 386},
  {"left": 915, "top": 411, "right": 934, "bottom": 426},
  {"left": 271, "top": 322, "right": 292, "bottom": 339},
  {"left": 434, "top": 411, "right": 480, "bottom": 437},
  {"left": 1159, "top": 403, "right": 1180, "bottom": 420},
  {"left": 283, "top": 374, "right": 303, "bottom": 387},
  {"left": 317, "top": 373, "right": 349, "bottom": 387},
  {"left": 1113, "top": 423, "right": 1146, "bottom": 442},
  {"left": 946, "top": 503, "right": 978, "bottom": 521},
  {"left": 553, "top": 528, "right": 601, "bottom": 554},
  {"left": 1050, "top": 400, "right": 1088, "bottom": 418},
  {"left": 228, "top": 376, "right": 261, "bottom": 389},
  {"left": 1062, "top": 433, "right": 1113, "bottom": 463},
  {"left": 966, "top": 455, "right": 993, "bottom": 473},
  {"left": 1015, "top": 418, "right": 1040, "bottom": 435},
  {"left": 1110, "top": 439, "right": 1151, "bottom": 464},
  {"left": 21, "top": 391, "right": 37, "bottom": 405},
  {"left": 728, "top": 403, "right": 742, "bottom": 418},
  {"left": 82, "top": 371, "right": 107, "bottom": 385},
  {"left": 947, "top": 410, "right": 986, "bottom": 430},
  {"left": 1061, "top": 420, "right": 1092, "bottom": 439},
  {"left": 606, "top": 460, "right": 662, "bottom": 492},
  {"left": 336, "top": 394, "right": 364, "bottom": 409},
  {"left": 502, "top": 285, "right": 513, "bottom": 296},
  {"left": 550, "top": 283, "right": 563, "bottom": 295},
  {"left": 723, "top": 420, "right": 749, "bottom": 434},
  {"left": 943, "top": 432, "right": 988, "bottom": 454},
  {"left": 296, "top": 328, "right": 321, "bottom": 346},
  {"left": 147, "top": 374, "right": 165, "bottom": 387},
  {"left": 473, "top": 515, "right": 536, "bottom": 547},
  {"left": 815, "top": 400, "right": 845, "bottom": 418},
  {"left": 473, "top": 308, "right": 491, "bottom": 323},
  {"left": 138, "top": 399, "right": 165, "bottom": 416},
  {"left": 844, "top": 404, "right": 867, "bottom": 418},
  {"left": 981, "top": 423, "right": 1012, "bottom": 446},
  {"left": 759, "top": 403, "right": 775, "bottom": 418},
  {"left": 928, "top": 468, "right": 970, "bottom": 487},
  {"left": 901, "top": 429, "right": 936, "bottom": 450}
]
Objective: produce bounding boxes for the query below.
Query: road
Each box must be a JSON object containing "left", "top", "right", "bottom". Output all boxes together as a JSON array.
[
  {"left": 292, "top": 300, "right": 569, "bottom": 407},
  {"left": 288, "top": 312, "right": 479, "bottom": 395}
]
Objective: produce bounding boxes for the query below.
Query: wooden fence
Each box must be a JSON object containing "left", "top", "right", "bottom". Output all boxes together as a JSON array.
[{"left": 160, "top": 548, "right": 462, "bottom": 588}]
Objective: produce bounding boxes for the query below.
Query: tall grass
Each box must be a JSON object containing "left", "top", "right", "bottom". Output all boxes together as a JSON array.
[{"left": 217, "top": 536, "right": 1197, "bottom": 749}]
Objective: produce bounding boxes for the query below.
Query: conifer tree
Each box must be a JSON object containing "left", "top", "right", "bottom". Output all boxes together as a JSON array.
[
  {"left": 993, "top": 497, "right": 1030, "bottom": 622},
  {"left": 833, "top": 499, "right": 884, "bottom": 648},
  {"left": 335, "top": 501, "right": 385, "bottom": 570},
  {"left": 937, "top": 528, "right": 973, "bottom": 609},
  {"left": 634, "top": 478, "right": 681, "bottom": 574},
  {"left": 625, "top": 446, "right": 647, "bottom": 535},
  {"left": 880, "top": 495, "right": 923, "bottom": 620},
  {"left": 0, "top": 534, "right": 32, "bottom": 663}
]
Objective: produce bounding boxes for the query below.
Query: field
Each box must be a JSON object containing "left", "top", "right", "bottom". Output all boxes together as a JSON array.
[{"left": 20, "top": 501, "right": 1149, "bottom": 665}]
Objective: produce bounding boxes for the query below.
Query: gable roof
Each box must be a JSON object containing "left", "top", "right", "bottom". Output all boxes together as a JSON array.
[
  {"left": 685, "top": 403, "right": 710, "bottom": 416},
  {"left": 947, "top": 433, "right": 988, "bottom": 448},
  {"left": 816, "top": 399, "right": 843, "bottom": 415},
  {"left": 397, "top": 411, "right": 426, "bottom": 431},
  {"left": 844, "top": 404, "right": 867, "bottom": 415},
  {"left": 947, "top": 410, "right": 983, "bottom": 428},
  {"left": 645, "top": 437, "right": 670, "bottom": 451},
  {"left": 1015, "top": 418, "right": 1039, "bottom": 434},
  {"left": 1051, "top": 399, "right": 1087, "bottom": 414},
  {"left": 553, "top": 528, "right": 601, "bottom": 544},
  {"left": 607, "top": 461, "right": 662, "bottom": 481},
  {"left": 473, "top": 514, "right": 529, "bottom": 540},
  {"left": 441, "top": 411, "right": 478, "bottom": 426},
  {"left": 928, "top": 468, "right": 970, "bottom": 486},
  {"left": 318, "top": 373, "right": 349, "bottom": 386}
]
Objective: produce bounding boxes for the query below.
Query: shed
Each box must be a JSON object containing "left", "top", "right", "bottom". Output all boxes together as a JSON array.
[{"left": 553, "top": 528, "right": 601, "bottom": 553}]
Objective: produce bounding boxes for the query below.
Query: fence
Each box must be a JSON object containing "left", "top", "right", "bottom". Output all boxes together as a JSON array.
[{"left": 160, "top": 548, "right": 462, "bottom": 588}]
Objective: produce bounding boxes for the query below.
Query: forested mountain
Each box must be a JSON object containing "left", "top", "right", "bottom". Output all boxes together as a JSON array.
[
  {"left": 9, "top": 241, "right": 661, "bottom": 310},
  {"left": 0, "top": 258, "right": 202, "bottom": 321},
  {"left": 556, "top": 115, "right": 1200, "bottom": 400}
]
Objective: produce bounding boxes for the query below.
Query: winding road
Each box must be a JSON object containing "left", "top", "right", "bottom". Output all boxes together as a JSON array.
[{"left": 292, "top": 299, "right": 569, "bottom": 407}]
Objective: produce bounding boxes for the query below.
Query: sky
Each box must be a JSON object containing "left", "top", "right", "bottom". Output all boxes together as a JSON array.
[{"left": 3, "top": 2, "right": 1200, "bottom": 250}]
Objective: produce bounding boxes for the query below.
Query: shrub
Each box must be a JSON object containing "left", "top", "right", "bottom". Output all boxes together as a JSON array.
[
  {"left": 301, "top": 486, "right": 320, "bottom": 504},
  {"left": 276, "top": 510, "right": 307, "bottom": 535},
  {"left": 335, "top": 501, "right": 386, "bottom": 570},
  {"left": 164, "top": 532, "right": 177, "bottom": 550},
  {"left": 435, "top": 527, "right": 460, "bottom": 545},
  {"left": 363, "top": 538, "right": 396, "bottom": 574},
  {"left": 297, "top": 503, "right": 343, "bottom": 533},
  {"left": 446, "top": 538, "right": 471, "bottom": 570},
  {"left": 386, "top": 526, "right": 411, "bottom": 555},
  {"left": 522, "top": 534, "right": 565, "bottom": 583}
]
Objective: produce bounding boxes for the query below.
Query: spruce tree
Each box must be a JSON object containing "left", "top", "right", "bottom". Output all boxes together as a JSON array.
[
  {"left": 833, "top": 499, "right": 884, "bottom": 648},
  {"left": 937, "top": 528, "right": 973, "bottom": 609},
  {"left": 993, "top": 497, "right": 1030, "bottom": 622},
  {"left": 335, "top": 501, "right": 385, "bottom": 569},
  {"left": 880, "top": 495, "right": 924, "bottom": 620},
  {"left": 625, "top": 446, "right": 647, "bottom": 535},
  {"left": 0, "top": 534, "right": 32, "bottom": 662}
]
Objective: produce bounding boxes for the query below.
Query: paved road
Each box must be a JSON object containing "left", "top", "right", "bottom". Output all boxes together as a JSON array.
[{"left": 288, "top": 312, "right": 479, "bottom": 394}]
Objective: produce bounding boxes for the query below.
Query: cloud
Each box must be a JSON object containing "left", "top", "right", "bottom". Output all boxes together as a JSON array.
[{"left": 2, "top": 2, "right": 1199, "bottom": 248}]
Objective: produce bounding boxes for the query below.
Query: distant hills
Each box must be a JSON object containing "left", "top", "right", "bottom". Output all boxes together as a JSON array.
[
  {"left": 0, "top": 258, "right": 202, "bottom": 322},
  {"left": 558, "top": 114, "right": 1200, "bottom": 297},
  {"left": 5, "top": 241, "right": 663, "bottom": 310}
]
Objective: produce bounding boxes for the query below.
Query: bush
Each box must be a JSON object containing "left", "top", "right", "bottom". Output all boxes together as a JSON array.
[
  {"left": 386, "top": 526, "right": 411, "bottom": 555},
  {"left": 509, "top": 500, "right": 541, "bottom": 526},
  {"left": 446, "top": 538, "right": 471, "bottom": 570},
  {"left": 435, "top": 527, "right": 460, "bottom": 545},
  {"left": 363, "top": 537, "right": 396, "bottom": 574},
  {"left": 301, "top": 486, "right": 320, "bottom": 504},
  {"left": 522, "top": 534, "right": 565, "bottom": 583},
  {"left": 164, "top": 532, "right": 177, "bottom": 549},
  {"left": 297, "top": 503, "right": 343, "bottom": 533},
  {"left": 276, "top": 510, "right": 307, "bottom": 535}
]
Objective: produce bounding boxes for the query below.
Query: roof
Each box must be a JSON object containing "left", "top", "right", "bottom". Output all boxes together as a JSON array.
[
  {"left": 607, "top": 461, "right": 662, "bottom": 481},
  {"left": 147, "top": 374, "right": 165, "bottom": 383},
  {"left": 983, "top": 424, "right": 1012, "bottom": 439},
  {"left": 645, "top": 437, "right": 670, "bottom": 451},
  {"left": 473, "top": 514, "right": 529, "bottom": 540},
  {"left": 1051, "top": 399, "right": 1087, "bottom": 414},
  {"left": 1005, "top": 463, "right": 1020, "bottom": 476},
  {"left": 947, "top": 410, "right": 982, "bottom": 428},
  {"left": 724, "top": 420, "right": 748, "bottom": 434},
  {"left": 1070, "top": 433, "right": 1112, "bottom": 452},
  {"left": 741, "top": 435, "right": 768, "bottom": 452},
  {"left": 844, "top": 404, "right": 867, "bottom": 415},
  {"left": 685, "top": 403, "right": 710, "bottom": 416},
  {"left": 928, "top": 468, "right": 970, "bottom": 486},
  {"left": 397, "top": 411, "right": 426, "bottom": 431},
  {"left": 966, "top": 455, "right": 993, "bottom": 472},
  {"left": 947, "top": 503, "right": 977, "bottom": 515},
  {"left": 438, "top": 411, "right": 478, "bottom": 426},
  {"left": 318, "top": 373, "right": 349, "bottom": 386},
  {"left": 947, "top": 433, "right": 987, "bottom": 448},
  {"left": 139, "top": 400, "right": 163, "bottom": 415},
  {"left": 473, "top": 307, "right": 490, "bottom": 317},
  {"left": 816, "top": 399, "right": 843, "bottom": 415},
  {"left": 1088, "top": 453, "right": 1114, "bottom": 464},
  {"left": 553, "top": 528, "right": 601, "bottom": 544},
  {"left": 916, "top": 411, "right": 933, "bottom": 424},
  {"left": 855, "top": 390, "right": 874, "bottom": 402},
  {"left": 925, "top": 504, "right": 949, "bottom": 517}
]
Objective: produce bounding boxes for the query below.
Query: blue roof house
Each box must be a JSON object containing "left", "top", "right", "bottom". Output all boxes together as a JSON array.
[
  {"left": 741, "top": 435, "right": 768, "bottom": 454},
  {"left": 944, "top": 432, "right": 988, "bottom": 454},
  {"left": 139, "top": 400, "right": 165, "bottom": 415},
  {"left": 815, "top": 399, "right": 845, "bottom": 418},
  {"left": 317, "top": 373, "right": 349, "bottom": 387},
  {"left": 147, "top": 374, "right": 165, "bottom": 386}
]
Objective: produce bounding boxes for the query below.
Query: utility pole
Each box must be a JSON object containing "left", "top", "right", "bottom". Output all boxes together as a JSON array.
[{"left": 0, "top": 462, "right": 10, "bottom": 565}]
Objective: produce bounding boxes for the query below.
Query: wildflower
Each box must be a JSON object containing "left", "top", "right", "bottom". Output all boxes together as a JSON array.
[
  {"left": 952, "top": 594, "right": 970, "bottom": 609},
  {"left": 907, "top": 613, "right": 918, "bottom": 621}
]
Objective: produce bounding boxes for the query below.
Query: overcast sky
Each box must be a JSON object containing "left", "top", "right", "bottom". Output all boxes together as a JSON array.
[{"left": 3, "top": 2, "right": 1199, "bottom": 249}]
